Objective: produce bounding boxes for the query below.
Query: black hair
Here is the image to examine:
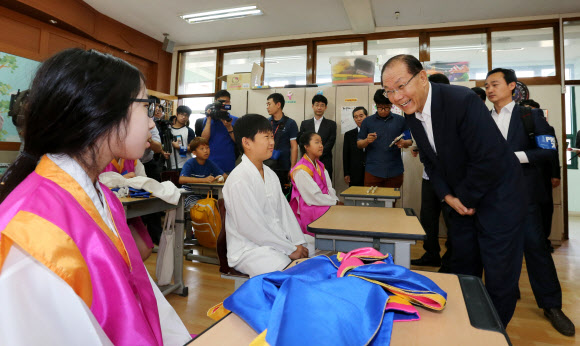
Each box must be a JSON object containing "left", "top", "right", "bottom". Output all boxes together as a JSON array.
[
  {"left": 149, "top": 95, "right": 160, "bottom": 104},
  {"left": 428, "top": 73, "right": 450, "bottom": 85},
  {"left": 352, "top": 106, "right": 368, "bottom": 117},
  {"left": 373, "top": 89, "right": 392, "bottom": 106},
  {"left": 267, "top": 93, "right": 285, "bottom": 110},
  {"left": 176, "top": 105, "right": 192, "bottom": 116},
  {"left": 169, "top": 115, "right": 177, "bottom": 124},
  {"left": 471, "top": 87, "right": 487, "bottom": 102},
  {"left": 486, "top": 68, "right": 518, "bottom": 85},
  {"left": 298, "top": 131, "right": 319, "bottom": 156},
  {"left": 233, "top": 114, "right": 272, "bottom": 153},
  {"left": 215, "top": 90, "right": 231, "bottom": 100},
  {"left": 311, "top": 94, "right": 328, "bottom": 106},
  {"left": 381, "top": 54, "right": 424, "bottom": 86},
  {"left": 0, "top": 48, "right": 144, "bottom": 203},
  {"left": 520, "top": 99, "right": 540, "bottom": 108}
]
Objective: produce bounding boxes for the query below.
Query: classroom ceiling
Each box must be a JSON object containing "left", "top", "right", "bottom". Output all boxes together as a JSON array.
[{"left": 82, "top": 0, "right": 580, "bottom": 47}]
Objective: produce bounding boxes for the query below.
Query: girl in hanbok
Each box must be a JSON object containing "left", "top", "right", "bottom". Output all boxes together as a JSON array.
[
  {"left": 0, "top": 48, "right": 190, "bottom": 345},
  {"left": 290, "top": 131, "right": 339, "bottom": 235}
]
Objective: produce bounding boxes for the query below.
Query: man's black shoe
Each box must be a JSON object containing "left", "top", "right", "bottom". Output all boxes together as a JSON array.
[
  {"left": 411, "top": 256, "right": 441, "bottom": 267},
  {"left": 544, "top": 308, "right": 575, "bottom": 336}
]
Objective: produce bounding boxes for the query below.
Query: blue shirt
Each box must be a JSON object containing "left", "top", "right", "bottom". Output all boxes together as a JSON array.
[
  {"left": 180, "top": 158, "right": 224, "bottom": 180},
  {"left": 358, "top": 112, "right": 411, "bottom": 178},
  {"left": 269, "top": 114, "right": 298, "bottom": 171},
  {"left": 202, "top": 115, "right": 238, "bottom": 173}
]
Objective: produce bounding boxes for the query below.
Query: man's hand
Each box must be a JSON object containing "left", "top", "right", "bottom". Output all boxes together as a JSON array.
[
  {"left": 552, "top": 178, "right": 561, "bottom": 188},
  {"left": 344, "top": 175, "right": 351, "bottom": 184},
  {"left": 289, "top": 245, "right": 309, "bottom": 260},
  {"left": 411, "top": 148, "right": 419, "bottom": 157},
  {"left": 366, "top": 132, "right": 377, "bottom": 144},
  {"left": 444, "top": 194, "right": 475, "bottom": 216},
  {"left": 172, "top": 140, "right": 180, "bottom": 149},
  {"left": 205, "top": 176, "right": 216, "bottom": 183},
  {"left": 123, "top": 172, "right": 136, "bottom": 179},
  {"left": 396, "top": 139, "right": 413, "bottom": 149},
  {"left": 221, "top": 119, "right": 233, "bottom": 130},
  {"left": 162, "top": 151, "right": 171, "bottom": 159}
]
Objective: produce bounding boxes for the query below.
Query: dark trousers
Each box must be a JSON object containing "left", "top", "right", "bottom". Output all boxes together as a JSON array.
[
  {"left": 446, "top": 208, "right": 524, "bottom": 327},
  {"left": 364, "top": 172, "right": 403, "bottom": 188},
  {"left": 540, "top": 201, "right": 554, "bottom": 242},
  {"left": 419, "top": 179, "right": 452, "bottom": 263},
  {"left": 274, "top": 170, "right": 291, "bottom": 198},
  {"left": 142, "top": 159, "right": 163, "bottom": 244},
  {"left": 523, "top": 203, "right": 562, "bottom": 309}
]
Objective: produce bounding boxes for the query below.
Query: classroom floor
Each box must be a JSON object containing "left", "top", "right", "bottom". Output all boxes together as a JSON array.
[{"left": 144, "top": 218, "right": 580, "bottom": 345}]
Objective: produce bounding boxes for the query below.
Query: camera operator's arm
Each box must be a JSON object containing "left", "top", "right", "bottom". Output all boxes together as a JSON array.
[
  {"left": 148, "top": 127, "right": 163, "bottom": 154},
  {"left": 222, "top": 119, "right": 235, "bottom": 141},
  {"left": 201, "top": 113, "right": 212, "bottom": 140}
]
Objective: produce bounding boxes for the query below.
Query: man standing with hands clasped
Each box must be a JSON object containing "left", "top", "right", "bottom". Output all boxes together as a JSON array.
[{"left": 382, "top": 54, "right": 526, "bottom": 328}]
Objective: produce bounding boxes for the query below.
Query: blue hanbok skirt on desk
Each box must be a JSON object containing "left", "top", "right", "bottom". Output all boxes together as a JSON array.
[{"left": 208, "top": 248, "right": 447, "bottom": 346}]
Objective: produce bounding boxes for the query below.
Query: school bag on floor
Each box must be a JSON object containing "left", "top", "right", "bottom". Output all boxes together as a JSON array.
[{"left": 190, "top": 191, "right": 222, "bottom": 248}]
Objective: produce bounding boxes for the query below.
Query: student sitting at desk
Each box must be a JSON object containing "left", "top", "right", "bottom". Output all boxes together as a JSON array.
[
  {"left": 0, "top": 48, "right": 190, "bottom": 345},
  {"left": 179, "top": 137, "right": 227, "bottom": 211},
  {"left": 290, "top": 131, "right": 339, "bottom": 235},
  {"left": 100, "top": 158, "right": 154, "bottom": 261},
  {"left": 223, "top": 114, "right": 314, "bottom": 277}
]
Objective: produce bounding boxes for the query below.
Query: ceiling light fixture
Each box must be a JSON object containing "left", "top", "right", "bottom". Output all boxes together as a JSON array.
[
  {"left": 180, "top": 5, "right": 262, "bottom": 24},
  {"left": 49, "top": 19, "right": 58, "bottom": 24}
]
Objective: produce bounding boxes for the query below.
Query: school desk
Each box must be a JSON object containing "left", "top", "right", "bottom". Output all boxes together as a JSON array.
[
  {"left": 120, "top": 191, "right": 192, "bottom": 297},
  {"left": 188, "top": 268, "right": 510, "bottom": 346},
  {"left": 307, "top": 205, "right": 425, "bottom": 268},
  {"left": 184, "top": 182, "right": 225, "bottom": 199},
  {"left": 341, "top": 186, "right": 401, "bottom": 207}
]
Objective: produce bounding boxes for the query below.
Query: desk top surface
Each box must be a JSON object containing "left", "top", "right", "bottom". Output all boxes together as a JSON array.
[
  {"left": 184, "top": 182, "right": 225, "bottom": 188},
  {"left": 190, "top": 268, "right": 508, "bottom": 346},
  {"left": 308, "top": 205, "right": 425, "bottom": 240},
  {"left": 341, "top": 186, "right": 401, "bottom": 199}
]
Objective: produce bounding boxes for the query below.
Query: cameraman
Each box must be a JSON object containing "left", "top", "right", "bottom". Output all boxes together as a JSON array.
[
  {"left": 169, "top": 105, "right": 195, "bottom": 171},
  {"left": 201, "top": 90, "right": 238, "bottom": 173}
]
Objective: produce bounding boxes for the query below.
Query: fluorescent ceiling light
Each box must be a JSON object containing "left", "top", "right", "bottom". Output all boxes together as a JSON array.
[
  {"left": 180, "top": 5, "right": 262, "bottom": 24},
  {"left": 430, "top": 45, "right": 484, "bottom": 52}
]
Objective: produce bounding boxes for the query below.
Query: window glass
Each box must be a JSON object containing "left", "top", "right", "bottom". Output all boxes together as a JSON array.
[
  {"left": 368, "top": 37, "right": 419, "bottom": 82},
  {"left": 564, "top": 21, "right": 580, "bottom": 80},
  {"left": 430, "top": 33, "right": 487, "bottom": 80},
  {"left": 492, "top": 28, "right": 555, "bottom": 77},
  {"left": 178, "top": 50, "right": 217, "bottom": 94},
  {"left": 264, "top": 46, "right": 307, "bottom": 87},
  {"left": 316, "top": 42, "right": 364, "bottom": 84}
]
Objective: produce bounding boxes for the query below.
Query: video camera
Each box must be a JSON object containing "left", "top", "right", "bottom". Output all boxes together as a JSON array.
[{"left": 206, "top": 100, "right": 232, "bottom": 121}]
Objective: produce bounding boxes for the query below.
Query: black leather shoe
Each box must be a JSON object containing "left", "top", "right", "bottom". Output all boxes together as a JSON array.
[
  {"left": 411, "top": 256, "right": 441, "bottom": 267},
  {"left": 544, "top": 308, "right": 575, "bottom": 336}
]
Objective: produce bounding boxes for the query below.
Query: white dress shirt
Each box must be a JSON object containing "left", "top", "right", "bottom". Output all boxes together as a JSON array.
[
  {"left": 415, "top": 83, "right": 437, "bottom": 156},
  {"left": 223, "top": 154, "right": 309, "bottom": 268},
  {"left": 314, "top": 116, "right": 324, "bottom": 133},
  {"left": 491, "top": 101, "right": 529, "bottom": 163},
  {"left": 0, "top": 154, "right": 191, "bottom": 346}
]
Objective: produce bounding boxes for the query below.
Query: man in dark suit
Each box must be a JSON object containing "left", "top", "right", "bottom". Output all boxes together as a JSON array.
[
  {"left": 486, "top": 69, "right": 574, "bottom": 336},
  {"left": 382, "top": 54, "right": 526, "bottom": 327},
  {"left": 343, "top": 106, "right": 367, "bottom": 186},
  {"left": 299, "top": 94, "right": 337, "bottom": 178}
]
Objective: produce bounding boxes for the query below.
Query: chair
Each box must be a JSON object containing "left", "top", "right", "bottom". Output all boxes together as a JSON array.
[
  {"left": 216, "top": 198, "right": 249, "bottom": 289},
  {"left": 160, "top": 170, "right": 180, "bottom": 186}
]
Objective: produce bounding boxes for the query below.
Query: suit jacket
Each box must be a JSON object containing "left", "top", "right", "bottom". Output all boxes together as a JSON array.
[
  {"left": 503, "top": 106, "right": 558, "bottom": 204},
  {"left": 405, "top": 83, "right": 526, "bottom": 232},
  {"left": 299, "top": 117, "right": 337, "bottom": 173},
  {"left": 343, "top": 128, "right": 366, "bottom": 186}
]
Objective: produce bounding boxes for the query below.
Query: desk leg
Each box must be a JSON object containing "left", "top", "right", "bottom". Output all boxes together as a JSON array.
[
  {"left": 393, "top": 242, "right": 411, "bottom": 269},
  {"left": 159, "top": 196, "right": 188, "bottom": 297}
]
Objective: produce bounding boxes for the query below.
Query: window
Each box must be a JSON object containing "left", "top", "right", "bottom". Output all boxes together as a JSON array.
[
  {"left": 429, "top": 33, "right": 487, "bottom": 80},
  {"left": 178, "top": 50, "right": 217, "bottom": 95},
  {"left": 491, "top": 27, "right": 556, "bottom": 78},
  {"left": 221, "top": 50, "right": 261, "bottom": 89},
  {"left": 263, "top": 46, "right": 307, "bottom": 87},
  {"left": 566, "top": 86, "right": 578, "bottom": 169},
  {"left": 564, "top": 21, "right": 580, "bottom": 80},
  {"left": 368, "top": 37, "right": 419, "bottom": 83},
  {"left": 316, "top": 42, "right": 364, "bottom": 83},
  {"left": 181, "top": 97, "right": 214, "bottom": 129}
]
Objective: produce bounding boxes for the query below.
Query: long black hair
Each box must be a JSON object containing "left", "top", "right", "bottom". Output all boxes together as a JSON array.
[
  {"left": 299, "top": 131, "right": 319, "bottom": 156},
  {"left": 0, "top": 48, "right": 144, "bottom": 203}
]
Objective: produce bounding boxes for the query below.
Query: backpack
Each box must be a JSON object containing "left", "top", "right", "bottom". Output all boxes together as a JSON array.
[
  {"left": 190, "top": 191, "right": 222, "bottom": 248},
  {"left": 519, "top": 105, "right": 536, "bottom": 143}
]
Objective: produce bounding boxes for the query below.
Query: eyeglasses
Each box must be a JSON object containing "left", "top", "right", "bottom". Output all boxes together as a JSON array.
[
  {"left": 131, "top": 98, "right": 157, "bottom": 118},
  {"left": 383, "top": 71, "right": 420, "bottom": 99},
  {"left": 377, "top": 106, "right": 392, "bottom": 111}
]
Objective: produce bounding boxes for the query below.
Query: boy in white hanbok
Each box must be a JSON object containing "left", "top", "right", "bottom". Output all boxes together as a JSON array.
[{"left": 223, "top": 114, "right": 314, "bottom": 277}]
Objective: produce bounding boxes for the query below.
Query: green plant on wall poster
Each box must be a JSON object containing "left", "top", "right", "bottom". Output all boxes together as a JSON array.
[{"left": 0, "top": 52, "right": 40, "bottom": 142}]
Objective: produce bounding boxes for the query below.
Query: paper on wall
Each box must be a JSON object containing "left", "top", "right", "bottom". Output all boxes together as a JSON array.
[{"left": 341, "top": 106, "right": 357, "bottom": 134}]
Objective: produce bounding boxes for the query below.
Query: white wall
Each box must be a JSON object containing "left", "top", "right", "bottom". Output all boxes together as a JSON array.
[{"left": 567, "top": 86, "right": 580, "bottom": 212}]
